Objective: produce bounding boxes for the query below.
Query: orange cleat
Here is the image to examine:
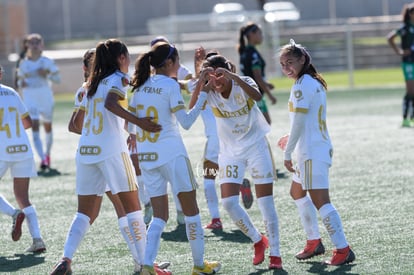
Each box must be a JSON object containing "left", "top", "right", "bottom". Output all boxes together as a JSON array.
[
  {"left": 253, "top": 235, "right": 269, "bottom": 265},
  {"left": 295, "top": 239, "right": 325, "bottom": 260},
  {"left": 324, "top": 246, "right": 355, "bottom": 266}
]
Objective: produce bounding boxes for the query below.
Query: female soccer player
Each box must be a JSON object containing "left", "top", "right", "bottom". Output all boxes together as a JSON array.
[
  {"left": 387, "top": 3, "right": 414, "bottom": 127},
  {"left": 238, "top": 22, "right": 277, "bottom": 125},
  {"left": 50, "top": 39, "right": 162, "bottom": 274},
  {"left": 277, "top": 39, "right": 355, "bottom": 266},
  {"left": 190, "top": 55, "right": 282, "bottom": 270},
  {"left": 128, "top": 41, "right": 221, "bottom": 275},
  {"left": 16, "top": 33, "right": 61, "bottom": 170},
  {"left": 0, "top": 64, "right": 46, "bottom": 253}
]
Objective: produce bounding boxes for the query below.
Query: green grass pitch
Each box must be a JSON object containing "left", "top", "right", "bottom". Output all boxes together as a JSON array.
[{"left": 0, "top": 85, "right": 413, "bottom": 274}]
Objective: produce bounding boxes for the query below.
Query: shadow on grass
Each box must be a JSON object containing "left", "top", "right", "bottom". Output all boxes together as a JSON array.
[
  {"left": 161, "top": 224, "right": 188, "bottom": 242},
  {"left": 248, "top": 267, "right": 288, "bottom": 275},
  {"left": 162, "top": 226, "right": 252, "bottom": 244},
  {"left": 37, "top": 167, "right": 65, "bottom": 177},
  {"left": 208, "top": 229, "right": 251, "bottom": 243},
  {"left": 0, "top": 253, "right": 45, "bottom": 272},
  {"left": 304, "top": 261, "right": 358, "bottom": 274}
]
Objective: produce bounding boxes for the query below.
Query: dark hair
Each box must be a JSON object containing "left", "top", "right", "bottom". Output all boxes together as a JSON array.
[
  {"left": 205, "top": 50, "right": 219, "bottom": 59},
  {"left": 202, "top": 54, "right": 236, "bottom": 73},
  {"left": 238, "top": 22, "right": 260, "bottom": 55},
  {"left": 82, "top": 48, "right": 95, "bottom": 81},
  {"left": 130, "top": 42, "right": 178, "bottom": 89},
  {"left": 403, "top": 4, "right": 414, "bottom": 26},
  {"left": 279, "top": 39, "right": 327, "bottom": 90},
  {"left": 87, "top": 39, "right": 128, "bottom": 98}
]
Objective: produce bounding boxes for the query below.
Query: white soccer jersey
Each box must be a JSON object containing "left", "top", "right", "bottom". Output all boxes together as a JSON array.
[
  {"left": 206, "top": 76, "right": 270, "bottom": 156},
  {"left": 200, "top": 104, "right": 218, "bottom": 138},
  {"left": 77, "top": 71, "right": 130, "bottom": 164},
  {"left": 74, "top": 82, "right": 87, "bottom": 109},
  {"left": 128, "top": 74, "right": 189, "bottom": 170},
  {"left": 177, "top": 64, "right": 192, "bottom": 81},
  {"left": 288, "top": 74, "right": 332, "bottom": 164},
  {"left": 0, "top": 84, "right": 33, "bottom": 161},
  {"left": 17, "top": 56, "right": 60, "bottom": 89}
]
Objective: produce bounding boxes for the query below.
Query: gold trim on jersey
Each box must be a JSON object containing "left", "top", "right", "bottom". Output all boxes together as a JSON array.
[
  {"left": 171, "top": 104, "right": 185, "bottom": 113},
  {"left": 288, "top": 101, "right": 308, "bottom": 113},
  {"left": 121, "top": 152, "right": 137, "bottom": 191},
  {"left": 304, "top": 160, "right": 312, "bottom": 190},
  {"left": 211, "top": 97, "right": 255, "bottom": 118},
  {"left": 109, "top": 87, "right": 125, "bottom": 100}
]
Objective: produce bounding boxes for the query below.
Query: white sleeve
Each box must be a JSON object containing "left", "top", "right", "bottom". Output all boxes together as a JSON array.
[
  {"left": 175, "top": 91, "right": 207, "bottom": 130},
  {"left": 284, "top": 112, "right": 306, "bottom": 160}
]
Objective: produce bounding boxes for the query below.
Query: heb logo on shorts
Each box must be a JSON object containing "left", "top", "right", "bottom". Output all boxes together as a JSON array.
[
  {"left": 138, "top": 152, "right": 158, "bottom": 162},
  {"left": 6, "top": 145, "right": 28, "bottom": 153},
  {"left": 79, "top": 146, "right": 101, "bottom": 155}
]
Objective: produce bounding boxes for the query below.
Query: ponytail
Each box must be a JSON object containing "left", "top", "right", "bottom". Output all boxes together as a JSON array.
[
  {"left": 130, "top": 52, "right": 152, "bottom": 89},
  {"left": 130, "top": 42, "right": 178, "bottom": 90},
  {"left": 87, "top": 39, "right": 128, "bottom": 98},
  {"left": 238, "top": 22, "right": 259, "bottom": 55}
]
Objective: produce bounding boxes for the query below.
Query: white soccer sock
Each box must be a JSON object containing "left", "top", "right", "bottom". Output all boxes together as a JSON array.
[
  {"left": 257, "top": 195, "right": 280, "bottom": 256},
  {"left": 118, "top": 216, "right": 139, "bottom": 264},
  {"left": 63, "top": 212, "right": 90, "bottom": 260},
  {"left": 319, "top": 203, "right": 348, "bottom": 249},
  {"left": 203, "top": 178, "right": 220, "bottom": 219},
  {"left": 45, "top": 132, "right": 53, "bottom": 156},
  {"left": 294, "top": 196, "right": 321, "bottom": 240},
  {"left": 126, "top": 211, "right": 146, "bottom": 264},
  {"left": 136, "top": 176, "right": 150, "bottom": 206},
  {"left": 222, "top": 195, "right": 261, "bottom": 243},
  {"left": 144, "top": 217, "right": 165, "bottom": 266},
  {"left": 32, "top": 131, "right": 44, "bottom": 160},
  {"left": 184, "top": 214, "right": 204, "bottom": 267},
  {"left": 22, "top": 205, "right": 42, "bottom": 239},
  {"left": 0, "top": 195, "right": 16, "bottom": 216}
]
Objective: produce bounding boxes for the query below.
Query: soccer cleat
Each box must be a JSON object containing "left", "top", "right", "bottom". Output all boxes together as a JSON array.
[
  {"left": 323, "top": 246, "right": 355, "bottom": 266},
  {"left": 269, "top": 256, "right": 283, "bottom": 269},
  {"left": 144, "top": 203, "right": 153, "bottom": 225},
  {"left": 40, "top": 159, "right": 49, "bottom": 170},
  {"left": 240, "top": 178, "right": 253, "bottom": 209},
  {"left": 141, "top": 265, "right": 172, "bottom": 275},
  {"left": 155, "top": 261, "right": 171, "bottom": 270},
  {"left": 50, "top": 258, "right": 72, "bottom": 275},
  {"left": 176, "top": 210, "right": 185, "bottom": 225},
  {"left": 134, "top": 261, "right": 141, "bottom": 273},
  {"left": 402, "top": 119, "right": 411, "bottom": 127},
  {"left": 26, "top": 238, "right": 46, "bottom": 253},
  {"left": 295, "top": 239, "right": 325, "bottom": 260},
  {"left": 205, "top": 218, "right": 223, "bottom": 230},
  {"left": 192, "top": 260, "right": 221, "bottom": 275},
  {"left": 11, "top": 209, "right": 25, "bottom": 241},
  {"left": 253, "top": 235, "right": 269, "bottom": 265}
]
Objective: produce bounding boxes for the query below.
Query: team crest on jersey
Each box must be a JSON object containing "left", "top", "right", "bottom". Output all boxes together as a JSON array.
[
  {"left": 77, "top": 91, "right": 85, "bottom": 102},
  {"left": 121, "top": 77, "right": 129, "bottom": 87},
  {"left": 235, "top": 94, "right": 245, "bottom": 106},
  {"left": 294, "top": 89, "right": 303, "bottom": 99}
]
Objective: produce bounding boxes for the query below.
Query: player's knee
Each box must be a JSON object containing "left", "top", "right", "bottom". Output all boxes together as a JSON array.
[{"left": 221, "top": 195, "right": 239, "bottom": 212}]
